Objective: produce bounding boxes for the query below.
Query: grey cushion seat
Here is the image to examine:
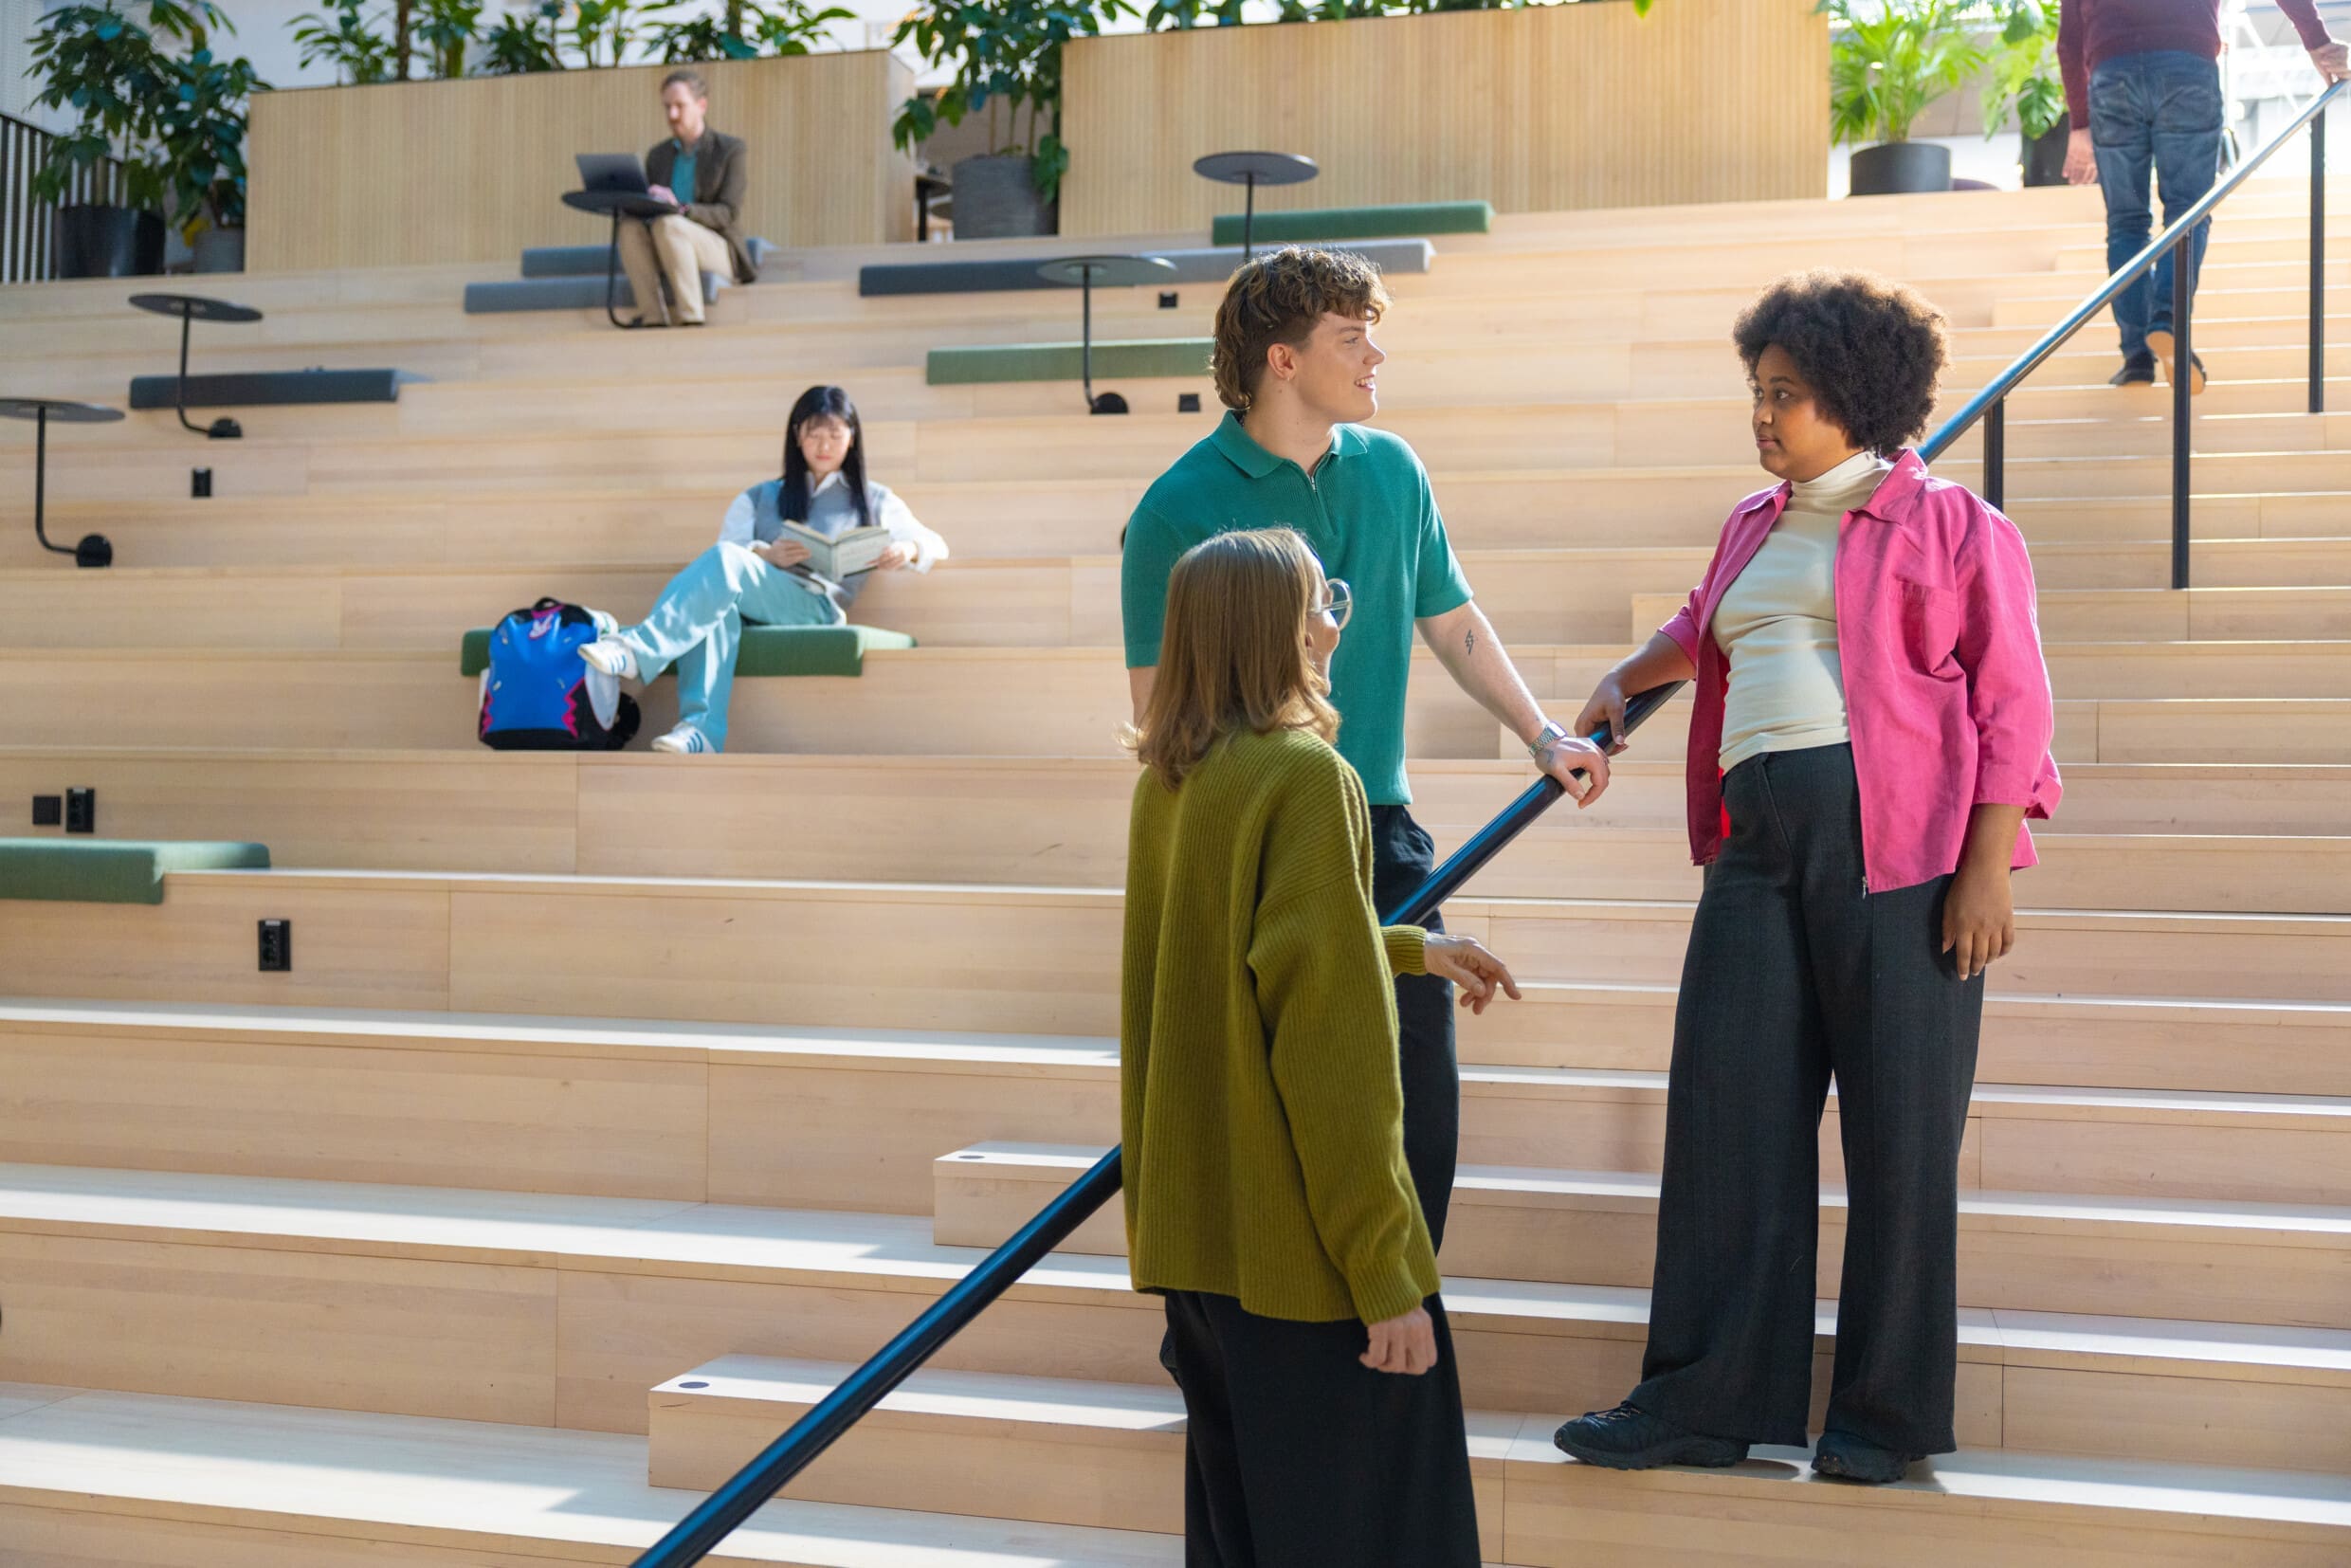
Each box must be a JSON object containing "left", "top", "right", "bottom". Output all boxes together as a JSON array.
[
  {"left": 466, "top": 236, "right": 778, "bottom": 314},
  {"left": 859, "top": 238, "right": 1433, "bottom": 298}
]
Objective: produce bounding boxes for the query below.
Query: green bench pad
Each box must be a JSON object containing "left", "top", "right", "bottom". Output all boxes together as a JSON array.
[
  {"left": 926, "top": 338, "right": 1213, "bottom": 387},
  {"left": 1211, "top": 202, "right": 1493, "bottom": 247},
  {"left": 0, "top": 839, "right": 270, "bottom": 904},
  {"left": 460, "top": 623, "right": 916, "bottom": 679}
]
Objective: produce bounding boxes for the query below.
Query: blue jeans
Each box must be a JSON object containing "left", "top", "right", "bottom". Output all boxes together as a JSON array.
[
  {"left": 2090, "top": 50, "right": 2225, "bottom": 361},
  {"left": 616, "top": 541, "right": 844, "bottom": 751}
]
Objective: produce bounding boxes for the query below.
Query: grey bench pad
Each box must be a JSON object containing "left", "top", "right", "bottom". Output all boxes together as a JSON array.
[
  {"left": 464, "top": 273, "right": 722, "bottom": 315},
  {"left": 520, "top": 236, "right": 777, "bottom": 278},
  {"left": 128, "top": 368, "right": 423, "bottom": 410},
  {"left": 858, "top": 239, "right": 1433, "bottom": 298}
]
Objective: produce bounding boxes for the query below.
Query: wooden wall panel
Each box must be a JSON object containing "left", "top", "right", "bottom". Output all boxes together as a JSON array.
[
  {"left": 248, "top": 52, "right": 919, "bottom": 272},
  {"left": 1060, "top": 0, "right": 1828, "bottom": 236}
]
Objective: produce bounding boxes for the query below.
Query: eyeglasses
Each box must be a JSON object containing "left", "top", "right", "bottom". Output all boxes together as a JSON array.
[{"left": 1317, "top": 577, "right": 1353, "bottom": 630}]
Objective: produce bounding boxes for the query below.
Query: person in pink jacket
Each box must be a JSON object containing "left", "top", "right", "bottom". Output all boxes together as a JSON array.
[{"left": 1553, "top": 270, "right": 2061, "bottom": 1486}]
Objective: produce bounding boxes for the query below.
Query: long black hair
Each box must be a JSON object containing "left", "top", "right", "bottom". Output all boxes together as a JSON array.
[{"left": 779, "top": 385, "right": 873, "bottom": 530}]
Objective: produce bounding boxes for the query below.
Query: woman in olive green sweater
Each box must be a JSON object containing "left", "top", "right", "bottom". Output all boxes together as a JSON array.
[{"left": 1122, "top": 526, "right": 1514, "bottom": 1567}]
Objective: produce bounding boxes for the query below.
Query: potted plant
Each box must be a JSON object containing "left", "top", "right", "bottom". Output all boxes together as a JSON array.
[
  {"left": 1824, "top": 0, "right": 1989, "bottom": 196},
  {"left": 1981, "top": 0, "right": 2068, "bottom": 187},
  {"left": 482, "top": 2, "right": 566, "bottom": 73},
  {"left": 25, "top": 2, "right": 228, "bottom": 276},
  {"left": 892, "top": 0, "right": 1137, "bottom": 238},
  {"left": 291, "top": 0, "right": 395, "bottom": 81},
  {"left": 161, "top": 35, "right": 266, "bottom": 271},
  {"left": 647, "top": 0, "right": 853, "bottom": 62}
]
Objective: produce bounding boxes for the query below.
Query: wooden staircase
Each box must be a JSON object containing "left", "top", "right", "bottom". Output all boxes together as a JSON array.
[{"left": 2, "top": 180, "right": 2348, "bottom": 1564}]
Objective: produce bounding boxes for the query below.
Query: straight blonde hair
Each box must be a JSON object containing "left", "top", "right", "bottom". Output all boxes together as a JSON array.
[{"left": 1130, "top": 528, "right": 1340, "bottom": 790}]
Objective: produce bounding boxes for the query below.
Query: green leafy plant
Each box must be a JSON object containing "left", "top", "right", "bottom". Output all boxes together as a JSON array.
[
  {"left": 647, "top": 0, "right": 853, "bottom": 62},
  {"left": 26, "top": 0, "right": 231, "bottom": 211},
  {"left": 1822, "top": 0, "right": 1989, "bottom": 145},
  {"left": 567, "top": 0, "right": 642, "bottom": 66},
  {"left": 891, "top": 0, "right": 1139, "bottom": 204},
  {"left": 1979, "top": 0, "right": 2064, "bottom": 140},
  {"left": 158, "top": 35, "right": 267, "bottom": 231},
  {"left": 1145, "top": 0, "right": 1660, "bottom": 24},
  {"left": 291, "top": 0, "right": 394, "bottom": 82},
  {"left": 411, "top": 0, "right": 483, "bottom": 78},
  {"left": 482, "top": 2, "right": 565, "bottom": 72}
]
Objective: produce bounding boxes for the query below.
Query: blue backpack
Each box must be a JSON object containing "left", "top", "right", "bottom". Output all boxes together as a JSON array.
[{"left": 477, "top": 598, "right": 641, "bottom": 751}]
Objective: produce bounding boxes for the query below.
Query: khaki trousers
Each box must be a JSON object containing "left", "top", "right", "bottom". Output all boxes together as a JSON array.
[{"left": 616, "top": 213, "right": 733, "bottom": 325}]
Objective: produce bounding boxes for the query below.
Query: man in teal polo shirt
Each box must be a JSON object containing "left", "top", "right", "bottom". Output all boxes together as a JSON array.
[{"left": 1122, "top": 246, "right": 1611, "bottom": 1249}]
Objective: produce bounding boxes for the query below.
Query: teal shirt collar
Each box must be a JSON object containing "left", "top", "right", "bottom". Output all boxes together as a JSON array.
[{"left": 1210, "top": 410, "right": 1361, "bottom": 481}]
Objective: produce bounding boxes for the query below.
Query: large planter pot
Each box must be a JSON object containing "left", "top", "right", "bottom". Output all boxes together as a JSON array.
[
  {"left": 1849, "top": 141, "right": 1952, "bottom": 197},
  {"left": 2021, "top": 114, "right": 2071, "bottom": 188},
  {"left": 951, "top": 154, "right": 1057, "bottom": 240},
  {"left": 192, "top": 225, "right": 247, "bottom": 273},
  {"left": 54, "top": 204, "right": 166, "bottom": 278}
]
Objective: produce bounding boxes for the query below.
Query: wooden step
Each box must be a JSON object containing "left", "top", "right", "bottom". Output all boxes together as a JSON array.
[
  {"left": 13, "top": 548, "right": 2351, "bottom": 656},
  {"left": 7, "top": 750, "right": 2346, "bottom": 889},
  {"left": 1461, "top": 983, "right": 2351, "bottom": 1097},
  {"left": 647, "top": 1347, "right": 2351, "bottom": 1548},
  {"left": 0, "top": 1383, "right": 1186, "bottom": 1566},
  {"left": 6, "top": 869, "right": 2349, "bottom": 1031},
  {"left": 6, "top": 997, "right": 2342, "bottom": 1210},
  {"left": 17, "top": 641, "right": 2351, "bottom": 756},
  {"left": 939, "top": 1145, "right": 2351, "bottom": 1330},
  {"left": 4, "top": 1161, "right": 2344, "bottom": 1462}
]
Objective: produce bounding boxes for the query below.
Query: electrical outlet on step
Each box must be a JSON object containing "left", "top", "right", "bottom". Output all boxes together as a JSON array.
[
  {"left": 64, "top": 788, "right": 95, "bottom": 834},
  {"left": 258, "top": 919, "right": 292, "bottom": 973}
]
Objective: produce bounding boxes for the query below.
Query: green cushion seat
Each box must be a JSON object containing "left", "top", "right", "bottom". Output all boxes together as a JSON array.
[
  {"left": 0, "top": 839, "right": 270, "bottom": 904},
  {"left": 926, "top": 338, "right": 1213, "bottom": 387},
  {"left": 1210, "top": 201, "right": 1493, "bottom": 247},
  {"left": 459, "top": 623, "right": 916, "bottom": 679}
]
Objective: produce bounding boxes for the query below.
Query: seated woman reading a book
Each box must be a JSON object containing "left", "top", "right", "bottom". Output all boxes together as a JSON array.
[{"left": 580, "top": 384, "right": 949, "bottom": 754}]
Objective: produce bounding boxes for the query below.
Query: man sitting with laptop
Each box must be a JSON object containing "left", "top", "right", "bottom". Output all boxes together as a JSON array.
[{"left": 611, "top": 67, "right": 754, "bottom": 327}]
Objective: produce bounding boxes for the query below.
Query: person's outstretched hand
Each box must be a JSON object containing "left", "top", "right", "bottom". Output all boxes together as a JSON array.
[
  {"left": 1423, "top": 932, "right": 1522, "bottom": 1015},
  {"left": 1574, "top": 673, "right": 1631, "bottom": 757},
  {"left": 1361, "top": 1305, "right": 1438, "bottom": 1375},
  {"left": 2064, "top": 127, "right": 2098, "bottom": 186},
  {"left": 2312, "top": 41, "right": 2351, "bottom": 82}
]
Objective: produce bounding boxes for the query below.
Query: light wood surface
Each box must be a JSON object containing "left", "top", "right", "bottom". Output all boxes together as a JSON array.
[
  {"left": 1059, "top": 0, "right": 1825, "bottom": 234},
  {"left": 246, "top": 51, "right": 919, "bottom": 272}
]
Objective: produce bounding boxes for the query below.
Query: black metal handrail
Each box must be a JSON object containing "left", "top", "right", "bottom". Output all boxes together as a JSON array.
[
  {"left": 1921, "top": 80, "right": 2342, "bottom": 591},
  {"left": 632, "top": 679, "right": 1688, "bottom": 1567},
  {"left": 0, "top": 112, "right": 128, "bottom": 286}
]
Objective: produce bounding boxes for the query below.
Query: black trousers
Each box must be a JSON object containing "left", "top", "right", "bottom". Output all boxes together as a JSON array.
[
  {"left": 1164, "top": 1289, "right": 1481, "bottom": 1568},
  {"left": 1630, "top": 743, "right": 1983, "bottom": 1455},
  {"left": 1367, "top": 804, "right": 1458, "bottom": 1251}
]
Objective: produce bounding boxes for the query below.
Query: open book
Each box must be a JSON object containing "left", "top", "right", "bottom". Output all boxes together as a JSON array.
[{"left": 775, "top": 521, "right": 894, "bottom": 580}]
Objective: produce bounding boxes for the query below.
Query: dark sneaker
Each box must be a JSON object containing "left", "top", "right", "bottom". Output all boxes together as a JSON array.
[
  {"left": 2109, "top": 354, "right": 2157, "bottom": 386},
  {"left": 1811, "top": 1430, "right": 1919, "bottom": 1484},
  {"left": 2144, "top": 330, "right": 2208, "bottom": 394},
  {"left": 1552, "top": 1402, "right": 1748, "bottom": 1470}
]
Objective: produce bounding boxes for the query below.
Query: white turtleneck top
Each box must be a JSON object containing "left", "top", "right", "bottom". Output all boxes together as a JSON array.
[{"left": 1713, "top": 448, "right": 1892, "bottom": 773}]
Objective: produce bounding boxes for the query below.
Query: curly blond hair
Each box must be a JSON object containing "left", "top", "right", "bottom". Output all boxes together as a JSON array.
[{"left": 1211, "top": 246, "right": 1392, "bottom": 413}]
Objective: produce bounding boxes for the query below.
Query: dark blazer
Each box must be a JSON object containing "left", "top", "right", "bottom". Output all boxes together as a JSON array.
[{"left": 646, "top": 129, "right": 754, "bottom": 283}]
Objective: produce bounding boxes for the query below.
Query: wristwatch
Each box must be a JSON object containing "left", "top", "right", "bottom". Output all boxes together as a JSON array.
[{"left": 1526, "top": 719, "right": 1573, "bottom": 766}]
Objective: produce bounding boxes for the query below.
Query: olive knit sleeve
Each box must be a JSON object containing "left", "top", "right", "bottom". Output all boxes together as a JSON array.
[{"left": 1246, "top": 758, "right": 1440, "bottom": 1324}]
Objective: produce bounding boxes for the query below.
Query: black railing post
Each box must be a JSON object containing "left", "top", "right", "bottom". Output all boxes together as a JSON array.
[
  {"left": 2172, "top": 232, "right": 2194, "bottom": 592},
  {"left": 2314, "top": 105, "right": 2328, "bottom": 416},
  {"left": 1982, "top": 396, "right": 2005, "bottom": 510}
]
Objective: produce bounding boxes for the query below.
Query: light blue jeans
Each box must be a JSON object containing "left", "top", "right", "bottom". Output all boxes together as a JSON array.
[{"left": 616, "top": 541, "right": 844, "bottom": 751}]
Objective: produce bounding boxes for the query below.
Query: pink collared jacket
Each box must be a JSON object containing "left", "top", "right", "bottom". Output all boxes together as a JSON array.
[{"left": 1658, "top": 448, "right": 2063, "bottom": 894}]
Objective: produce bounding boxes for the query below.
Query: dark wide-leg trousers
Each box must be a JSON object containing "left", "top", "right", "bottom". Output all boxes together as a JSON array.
[
  {"left": 1164, "top": 1289, "right": 1482, "bottom": 1568},
  {"left": 1629, "top": 743, "right": 1984, "bottom": 1455},
  {"left": 1367, "top": 804, "right": 1458, "bottom": 1250}
]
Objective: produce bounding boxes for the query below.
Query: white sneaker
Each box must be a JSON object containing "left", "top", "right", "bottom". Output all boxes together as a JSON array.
[
  {"left": 650, "top": 722, "right": 712, "bottom": 755},
  {"left": 579, "top": 639, "right": 638, "bottom": 680}
]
